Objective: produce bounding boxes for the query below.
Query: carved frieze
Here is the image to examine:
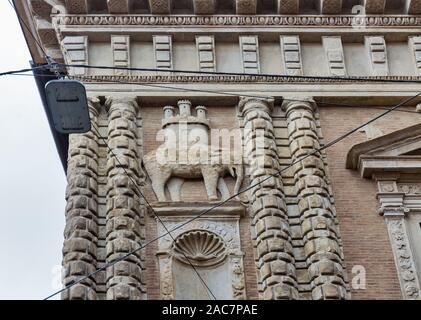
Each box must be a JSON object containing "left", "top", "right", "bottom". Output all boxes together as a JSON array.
[
  {"left": 76, "top": 74, "right": 421, "bottom": 84},
  {"left": 53, "top": 15, "right": 421, "bottom": 28},
  {"left": 398, "top": 183, "right": 421, "bottom": 194},
  {"left": 386, "top": 218, "right": 421, "bottom": 299}
]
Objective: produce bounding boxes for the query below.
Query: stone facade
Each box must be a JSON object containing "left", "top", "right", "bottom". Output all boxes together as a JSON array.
[{"left": 16, "top": 0, "right": 421, "bottom": 299}]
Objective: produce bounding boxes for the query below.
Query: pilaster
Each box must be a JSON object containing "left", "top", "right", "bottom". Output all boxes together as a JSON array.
[
  {"left": 105, "top": 96, "right": 147, "bottom": 300},
  {"left": 282, "top": 97, "right": 348, "bottom": 300},
  {"left": 239, "top": 97, "right": 298, "bottom": 300},
  {"left": 62, "top": 97, "right": 101, "bottom": 300},
  {"left": 376, "top": 178, "right": 421, "bottom": 299}
]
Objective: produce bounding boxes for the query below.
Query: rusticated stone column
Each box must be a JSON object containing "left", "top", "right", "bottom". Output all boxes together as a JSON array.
[
  {"left": 62, "top": 97, "right": 101, "bottom": 300},
  {"left": 239, "top": 97, "right": 298, "bottom": 300},
  {"left": 105, "top": 96, "right": 146, "bottom": 300},
  {"left": 282, "top": 97, "right": 347, "bottom": 300}
]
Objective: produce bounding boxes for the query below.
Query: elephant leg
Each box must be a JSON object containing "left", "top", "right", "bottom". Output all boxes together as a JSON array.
[
  {"left": 151, "top": 169, "right": 172, "bottom": 202},
  {"left": 217, "top": 177, "right": 230, "bottom": 201},
  {"left": 167, "top": 177, "right": 184, "bottom": 202},
  {"left": 202, "top": 168, "right": 219, "bottom": 201}
]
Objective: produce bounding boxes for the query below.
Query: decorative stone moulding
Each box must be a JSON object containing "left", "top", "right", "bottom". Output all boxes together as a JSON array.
[
  {"left": 172, "top": 230, "right": 227, "bottom": 267},
  {"left": 30, "top": 0, "right": 421, "bottom": 16},
  {"left": 347, "top": 123, "right": 421, "bottom": 299},
  {"left": 75, "top": 74, "right": 421, "bottom": 84},
  {"left": 53, "top": 15, "right": 421, "bottom": 28}
]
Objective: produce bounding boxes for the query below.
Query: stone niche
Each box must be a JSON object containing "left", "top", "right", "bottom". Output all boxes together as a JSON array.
[{"left": 154, "top": 202, "right": 246, "bottom": 300}]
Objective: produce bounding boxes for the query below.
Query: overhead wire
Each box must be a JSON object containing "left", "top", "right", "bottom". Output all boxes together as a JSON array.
[
  {"left": 90, "top": 124, "right": 217, "bottom": 300},
  {"left": 43, "top": 90, "right": 421, "bottom": 300},
  {"left": 56, "top": 62, "right": 421, "bottom": 84},
  {"left": 4, "top": 70, "right": 421, "bottom": 115}
]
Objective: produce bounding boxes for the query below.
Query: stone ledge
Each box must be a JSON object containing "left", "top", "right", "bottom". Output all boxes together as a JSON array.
[{"left": 150, "top": 201, "right": 245, "bottom": 217}]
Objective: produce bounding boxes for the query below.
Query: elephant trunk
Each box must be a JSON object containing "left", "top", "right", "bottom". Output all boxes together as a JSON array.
[{"left": 230, "top": 164, "right": 243, "bottom": 200}]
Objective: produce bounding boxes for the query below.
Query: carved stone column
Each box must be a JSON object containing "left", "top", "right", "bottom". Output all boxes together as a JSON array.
[
  {"left": 62, "top": 97, "right": 101, "bottom": 300},
  {"left": 377, "top": 179, "right": 421, "bottom": 300},
  {"left": 282, "top": 97, "right": 347, "bottom": 300},
  {"left": 239, "top": 97, "right": 298, "bottom": 300},
  {"left": 105, "top": 97, "right": 146, "bottom": 300}
]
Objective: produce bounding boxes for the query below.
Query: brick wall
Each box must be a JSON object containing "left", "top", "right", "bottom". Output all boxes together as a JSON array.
[
  {"left": 318, "top": 105, "right": 420, "bottom": 299},
  {"left": 140, "top": 102, "right": 417, "bottom": 299},
  {"left": 141, "top": 103, "right": 258, "bottom": 299}
]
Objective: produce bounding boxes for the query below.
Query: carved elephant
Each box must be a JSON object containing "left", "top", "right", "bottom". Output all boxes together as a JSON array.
[{"left": 143, "top": 148, "right": 243, "bottom": 202}]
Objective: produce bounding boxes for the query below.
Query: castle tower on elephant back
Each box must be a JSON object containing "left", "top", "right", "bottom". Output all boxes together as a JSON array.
[
  {"left": 162, "top": 100, "right": 211, "bottom": 153},
  {"left": 17, "top": 0, "right": 421, "bottom": 300}
]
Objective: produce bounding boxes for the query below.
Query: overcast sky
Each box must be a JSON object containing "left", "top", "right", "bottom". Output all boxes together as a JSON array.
[{"left": 0, "top": 3, "right": 66, "bottom": 299}]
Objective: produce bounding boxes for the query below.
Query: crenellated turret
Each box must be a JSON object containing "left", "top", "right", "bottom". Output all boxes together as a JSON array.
[{"left": 162, "top": 99, "right": 210, "bottom": 146}]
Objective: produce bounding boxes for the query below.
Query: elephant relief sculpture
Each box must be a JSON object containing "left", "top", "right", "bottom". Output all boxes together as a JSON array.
[
  {"left": 143, "top": 100, "right": 244, "bottom": 202},
  {"left": 143, "top": 147, "right": 243, "bottom": 202}
]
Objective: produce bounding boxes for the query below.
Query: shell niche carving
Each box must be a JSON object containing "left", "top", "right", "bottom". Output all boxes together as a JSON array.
[{"left": 172, "top": 230, "right": 227, "bottom": 267}]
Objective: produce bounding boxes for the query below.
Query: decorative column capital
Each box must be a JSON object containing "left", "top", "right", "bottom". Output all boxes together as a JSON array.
[
  {"left": 281, "top": 96, "right": 316, "bottom": 115},
  {"left": 374, "top": 178, "right": 409, "bottom": 217},
  {"left": 105, "top": 96, "right": 139, "bottom": 113},
  {"left": 238, "top": 97, "right": 274, "bottom": 116}
]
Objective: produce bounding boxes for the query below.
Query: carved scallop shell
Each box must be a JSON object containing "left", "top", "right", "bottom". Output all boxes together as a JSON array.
[{"left": 173, "top": 230, "right": 227, "bottom": 267}]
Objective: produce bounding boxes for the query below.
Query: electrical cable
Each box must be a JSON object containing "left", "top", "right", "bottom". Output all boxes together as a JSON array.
[
  {"left": 91, "top": 124, "right": 217, "bottom": 300},
  {"left": 57, "top": 62, "right": 421, "bottom": 84},
  {"left": 43, "top": 90, "right": 421, "bottom": 300},
  {"left": 0, "top": 65, "right": 53, "bottom": 77},
  {"left": 6, "top": 71, "right": 421, "bottom": 114},
  {"left": 7, "top": 0, "right": 421, "bottom": 300}
]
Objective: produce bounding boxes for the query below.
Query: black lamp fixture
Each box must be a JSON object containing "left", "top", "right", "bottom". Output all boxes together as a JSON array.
[{"left": 45, "top": 80, "right": 91, "bottom": 134}]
